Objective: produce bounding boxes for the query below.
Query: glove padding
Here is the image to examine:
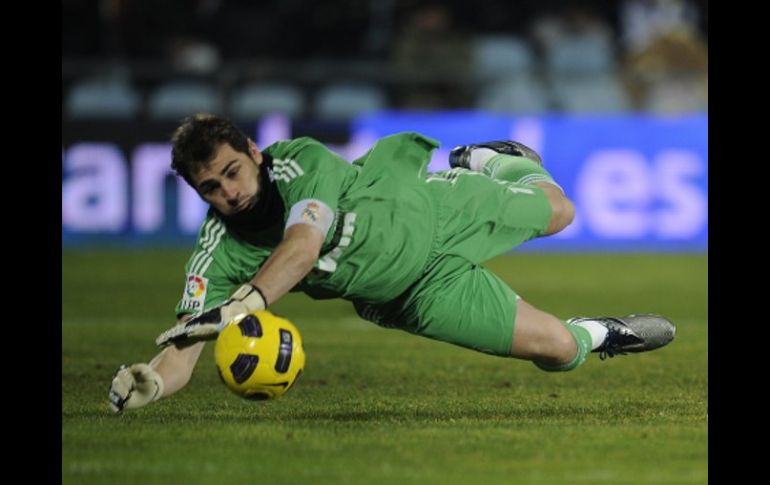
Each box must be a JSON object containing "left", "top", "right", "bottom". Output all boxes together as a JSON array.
[
  {"left": 108, "top": 363, "right": 165, "bottom": 413},
  {"left": 155, "top": 283, "right": 266, "bottom": 348}
]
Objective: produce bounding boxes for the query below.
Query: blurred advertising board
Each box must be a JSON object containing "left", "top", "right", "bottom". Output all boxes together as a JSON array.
[{"left": 63, "top": 113, "right": 707, "bottom": 251}]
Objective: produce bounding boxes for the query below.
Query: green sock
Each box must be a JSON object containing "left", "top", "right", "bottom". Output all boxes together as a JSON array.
[
  {"left": 534, "top": 322, "right": 592, "bottom": 372},
  {"left": 483, "top": 154, "right": 562, "bottom": 191}
]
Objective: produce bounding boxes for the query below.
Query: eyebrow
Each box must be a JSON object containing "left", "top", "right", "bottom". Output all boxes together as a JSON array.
[
  {"left": 219, "top": 159, "right": 239, "bottom": 176},
  {"left": 197, "top": 159, "right": 239, "bottom": 192}
]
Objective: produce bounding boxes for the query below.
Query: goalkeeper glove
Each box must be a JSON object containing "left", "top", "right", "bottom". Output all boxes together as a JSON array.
[
  {"left": 155, "top": 283, "right": 267, "bottom": 348},
  {"left": 108, "top": 363, "right": 164, "bottom": 413}
]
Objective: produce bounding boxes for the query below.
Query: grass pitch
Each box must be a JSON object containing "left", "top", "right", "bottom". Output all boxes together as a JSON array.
[{"left": 63, "top": 250, "right": 707, "bottom": 484}]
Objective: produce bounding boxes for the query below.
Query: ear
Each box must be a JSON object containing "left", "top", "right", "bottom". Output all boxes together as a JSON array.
[{"left": 248, "top": 139, "right": 262, "bottom": 165}]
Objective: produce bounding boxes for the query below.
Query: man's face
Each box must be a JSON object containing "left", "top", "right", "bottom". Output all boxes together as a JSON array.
[{"left": 190, "top": 140, "right": 263, "bottom": 216}]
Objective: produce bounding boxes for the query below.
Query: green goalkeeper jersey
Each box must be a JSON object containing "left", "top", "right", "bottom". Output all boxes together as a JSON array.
[{"left": 175, "top": 132, "right": 444, "bottom": 317}]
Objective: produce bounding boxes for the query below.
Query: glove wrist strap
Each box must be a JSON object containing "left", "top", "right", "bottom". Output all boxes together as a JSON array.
[{"left": 230, "top": 283, "right": 267, "bottom": 311}]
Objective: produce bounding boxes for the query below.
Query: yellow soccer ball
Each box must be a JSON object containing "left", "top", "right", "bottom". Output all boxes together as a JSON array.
[{"left": 214, "top": 310, "right": 305, "bottom": 400}]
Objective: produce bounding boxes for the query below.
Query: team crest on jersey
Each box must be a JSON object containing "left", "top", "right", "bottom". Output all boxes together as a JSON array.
[
  {"left": 301, "top": 202, "right": 320, "bottom": 223},
  {"left": 180, "top": 274, "right": 208, "bottom": 312}
]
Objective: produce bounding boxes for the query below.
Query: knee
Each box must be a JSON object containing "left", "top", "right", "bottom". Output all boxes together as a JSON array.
[{"left": 545, "top": 194, "right": 575, "bottom": 236}]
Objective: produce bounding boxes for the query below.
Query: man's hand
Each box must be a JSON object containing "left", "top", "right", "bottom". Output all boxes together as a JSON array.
[
  {"left": 155, "top": 284, "right": 267, "bottom": 348},
  {"left": 108, "top": 363, "right": 165, "bottom": 413}
]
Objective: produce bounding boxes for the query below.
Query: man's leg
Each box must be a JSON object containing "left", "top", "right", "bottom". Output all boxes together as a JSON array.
[
  {"left": 511, "top": 299, "right": 677, "bottom": 370},
  {"left": 510, "top": 298, "right": 592, "bottom": 371},
  {"left": 450, "top": 141, "right": 575, "bottom": 235},
  {"left": 353, "top": 256, "right": 586, "bottom": 362},
  {"left": 437, "top": 142, "right": 674, "bottom": 366},
  {"left": 353, "top": 256, "right": 675, "bottom": 368}
]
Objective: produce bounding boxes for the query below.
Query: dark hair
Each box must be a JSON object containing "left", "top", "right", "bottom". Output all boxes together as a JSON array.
[{"left": 170, "top": 113, "right": 251, "bottom": 187}]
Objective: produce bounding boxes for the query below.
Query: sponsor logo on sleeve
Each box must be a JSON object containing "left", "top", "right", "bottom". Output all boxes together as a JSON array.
[{"left": 179, "top": 274, "right": 208, "bottom": 312}]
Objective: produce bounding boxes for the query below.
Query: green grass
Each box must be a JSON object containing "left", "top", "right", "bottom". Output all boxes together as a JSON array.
[{"left": 63, "top": 250, "right": 707, "bottom": 484}]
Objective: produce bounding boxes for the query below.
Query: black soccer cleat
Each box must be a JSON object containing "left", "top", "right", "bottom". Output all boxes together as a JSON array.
[
  {"left": 448, "top": 140, "right": 543, "bottom": 169},
  {"left": 569, "top": 314, "right": 676, "bottom": 360}
]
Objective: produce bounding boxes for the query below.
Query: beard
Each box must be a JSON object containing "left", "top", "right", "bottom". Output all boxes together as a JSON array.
[{"left": 217, "top": 154, "right": 285, "bottom": 242}]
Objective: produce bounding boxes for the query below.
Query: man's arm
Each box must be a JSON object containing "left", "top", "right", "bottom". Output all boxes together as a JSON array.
[
  {"left": 117, "top": 222, "right": 326, "bottom": 411},
  {"left": 109, "top": 315, "right": 206, "bottom": 412},
  {"left": 250, "top": 223, "right": 325, "bottom": 305},
  {"left": 149, "top": 330, "right": 206, "bottom": 398},
  {"left": 155, "top": 223, "right": 326, "bottom": 348}
]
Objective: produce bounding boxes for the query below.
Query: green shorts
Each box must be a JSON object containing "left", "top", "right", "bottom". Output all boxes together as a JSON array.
[
  {"left": 354, "top": 171, "right": 552, "bottom": 356},
  {"left": 355, "top": 255, "right": 519, "bottom": 355}
]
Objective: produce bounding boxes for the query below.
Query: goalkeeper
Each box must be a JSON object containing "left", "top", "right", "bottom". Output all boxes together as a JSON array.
[{"left": 109, "top": 114, "right": 675, "bottom": 413}]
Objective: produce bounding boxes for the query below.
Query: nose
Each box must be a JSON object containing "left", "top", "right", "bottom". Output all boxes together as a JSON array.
[{"left": 222, "top": 181, "right": 240, "bottom": 204}]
